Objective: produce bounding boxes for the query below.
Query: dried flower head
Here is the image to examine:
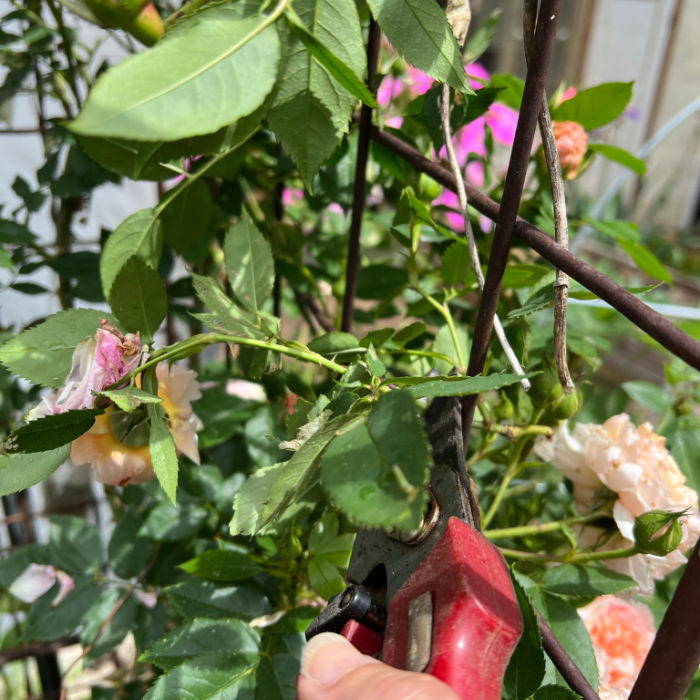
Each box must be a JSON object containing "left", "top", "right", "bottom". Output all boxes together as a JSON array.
[{"left": 535, "top": 414, "right": 700, "bottom": 591}]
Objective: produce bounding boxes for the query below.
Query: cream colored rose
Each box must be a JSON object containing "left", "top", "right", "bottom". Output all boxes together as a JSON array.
[{"left": 535, "top": 414, "right": 700, "bottom": 591}]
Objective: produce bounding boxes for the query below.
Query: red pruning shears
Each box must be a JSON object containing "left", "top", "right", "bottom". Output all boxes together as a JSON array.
[{"left": 306, "top": 397, "right": 522, "bottom": 699}]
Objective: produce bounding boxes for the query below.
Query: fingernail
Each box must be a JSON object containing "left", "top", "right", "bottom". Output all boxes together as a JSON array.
[{"left": 300, "top": 632, "right": 377, "bottom": 687}]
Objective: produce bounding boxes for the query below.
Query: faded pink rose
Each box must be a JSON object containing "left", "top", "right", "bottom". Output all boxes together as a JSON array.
[
  {"left": 552, "top": 120, "right": 588, "bottom": 179},
  {"left": 282, "top": 187, "right": 303, "bottom": 207},
  {"left": 71, "top": 362, "right": 202, "bottom": 486},
  {"left": 28, "top": 321, "right": 141, "bottom": 419},
  {"left": 579, "top": 595, "right": 655, "bottom": 697},
  {"left": 535, "top": 414, "right": 700, "bottom": 591}
]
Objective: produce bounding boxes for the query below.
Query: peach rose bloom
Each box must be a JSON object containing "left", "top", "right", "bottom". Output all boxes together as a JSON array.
[
  {"left": 535, "top": 414, "right": 700, "bottom": 591},
  {"left": 552, "top": 120, "right": 588, "bottom": 178},
  {"left": 71, "top": 363, "right": 202, "bottom": 486},
  {"left": 579, "top": 595, "right": 655, "bottom": 697}
]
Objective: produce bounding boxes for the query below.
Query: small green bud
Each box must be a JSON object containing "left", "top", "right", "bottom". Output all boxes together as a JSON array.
[
  {"left": 529, "top": 358, "right": 563, "bottom": 408},
  {"left": 633, "top": 509, "right": 684, "bottom": 556},
  {"left": 547, "top": 388, "right": 580, "bottom": 421},
  {"left": 493, "top": 392, "right": 514, "bottom": 421},
  {"left": 418, "top": 173, "right": 442, "bottom": 201},
  {"left": 85, "top": 0, "right": 149, "bottom": 28},
  {"left": 126, "top": 3, "right": 164, "bottom": 46}
]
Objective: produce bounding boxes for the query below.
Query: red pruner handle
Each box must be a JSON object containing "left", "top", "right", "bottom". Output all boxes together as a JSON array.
[{"left": 381, "top": 517, "right": 523, "bottom": 700}]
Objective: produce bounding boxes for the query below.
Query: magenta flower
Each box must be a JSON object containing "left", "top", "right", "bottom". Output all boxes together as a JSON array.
[{"left": 377, "top": 74, "right": 403, "bottom": 107}]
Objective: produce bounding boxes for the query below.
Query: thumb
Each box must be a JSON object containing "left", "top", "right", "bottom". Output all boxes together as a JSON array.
[{"left": 296, "top": 632, "right": 460, "bottom": 700}]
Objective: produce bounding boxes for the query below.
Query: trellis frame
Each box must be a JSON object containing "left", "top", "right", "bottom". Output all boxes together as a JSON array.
[{"left": 341, "top": 1, "right": 700, "bottom": 697}]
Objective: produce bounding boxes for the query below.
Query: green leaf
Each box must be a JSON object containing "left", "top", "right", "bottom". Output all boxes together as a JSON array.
[
  {"left": 80, "top": 590, "right": 137, "bottom": 663},
  {"left": 139, "top": 501, "right": 207, "bottom": 541},
  {"left": 23, "top": 579, "right": 101, "bottom": 642},
  {"left": 539, "top": 564, "right": 637, "bottom": 599},
  {"left": 70, "top": 10, "right": 280, "bottom": 140},
  {"left": 108, "top": 508, "right": 155, "bottom": 579},
  {"left": 588, "top": 143, "right": 646, "bottom": 175},
  {"left": 143, "top": 652, "right": 258, "bottom": 700},
  {"left": 224, "top": 215, "right": 275, "bottom": 313},
  {"left": 98, "top": 386, "right": 163, "bottom": 412},
  {"left": 307, "top": 332, "right": 361, "bottom": 357},
  {"left": 539, "top": 592, "right": 599, "bottom": 691},
  {"left": 255, "top": 654, "right": 300, "bottom": 700},
  {"left": 4, "top": 409, "right": 101, "bottom": 454},
  {"left": 144, "top": 371, "right": 179, "bottom": 504},
  {"left": 0, "top": 446, "right": 71, "bottom": 497},
  {"left": 307, "top": 512, "right": 354, "bottom": 565},
  {"left": 261, "top": 412, "right": 363, "bottom": 529},
  {"left": 48, "top": 514, "right": 103, "bottom": 574},
  {"left": 366, "top": 0, "right": 471, "bottom": 94},
  {"left": 191, "top": 272, "right": 265, "bottom": 338},
  {"left": 321, "top": 391, "right": 430, "bottom": 530},
  {"left": 533, "top": 686, "right": 581, "bottom": 700},
  {"left": 111, "top": 258, "right": 166, "bottom": 340},
  {"left": 230, "top": 463, "right": 284, "bottom": 536},
  {"left": 100, "top": 209, "right": 162, "bottom": 299},
  {"left": 165, "top": 579, "right": 271, "bottom": 621},
  {"left": 588, "top": 219, "right": 671, "bottom": 284},
  {"left": 141, "top": 618, "right": 260, "bottom": 671},
  {"left": 489, "top": 74, "right": 524, "bottom": 110},
  {"left": 179, "top": 547, "right": 262, "bottom": 582},
  {"left": 464, "top": 9, "right": 502, "bottom": 64},
  {"left": 670, "top": 426, "right": 700, "bottom": 493},
  {"left": 391, "top": 372, "right": 528, "bottom": 398},
  {"left": 161, "top": 179, "right": 213, "bottom": 256},
  {"left": 622, "top": 381, "right": 672, "bottom": 415},
  {"left": 268, "top": 0, "right": 365, "bottom": 187},
  {"left": 504, "top": 574, "right": 544, "bottom": 700},
  {"left": 0, "top": 308, "right": 113, "bottom": 388},
  {"left": 307, "top": 557, "right": 346, "bottom": 599},
  {"left": 285, "top": 13, "right": 377, "bottom": 108},
  {"left": 551, "top": 81, "right": 633, "bottom": 129},
  {"left": 441, "top": 241, "right": 471, "bottom": 288},
  {"left": 432, "top": 323, "right": 469, "bottom": 374}
]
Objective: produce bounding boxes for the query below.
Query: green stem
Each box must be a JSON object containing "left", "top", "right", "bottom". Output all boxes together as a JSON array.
[
  {"left": 485, "top": 510, "right": 609, "bottom": 540},
  {"left": 473, "top": 422, "right": 553, "bottom": 440},
  {"left": 481, "top": 436, "right": 533, "bottom": 529},
  {"left": 383, "top": 348, "right": 459, "bottom": 369},
  {"left": 499, "top": 546, "right": 639, "bottom": 564},
  {"left": 164, "top": 0, "right": 212, "bottom": 27},
  {"left": 413, "top": 287, "right": 465, "bottom": 370},
  {"left": 45, "top": 0, "right": 82, "bottom": 109},
  {"left": 119, "top": 332, "right": 347, "bottom": 386}
]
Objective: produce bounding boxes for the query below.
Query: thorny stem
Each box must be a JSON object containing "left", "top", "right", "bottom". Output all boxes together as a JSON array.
[
  {"left": 341, "top": 18, "right": 380, "bottom": 332},
  {"left": 118, "top": 333, "right": 347, "bottom": 387},
  {"left": 524, "top": 0, "right": 574, "bottom": 393},
  {"left": 439, "top": 83, "right": 530, "bottom": 391},
  {"left": 484, "top": 509, "right": 609, "bottom": 540}
]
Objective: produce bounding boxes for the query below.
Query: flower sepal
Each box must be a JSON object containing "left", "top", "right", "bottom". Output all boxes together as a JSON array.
[{"left": 633, "top": 509, "right": 685, "bottom": 556}]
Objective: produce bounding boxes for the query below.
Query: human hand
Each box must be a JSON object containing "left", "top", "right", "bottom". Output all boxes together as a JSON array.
[{"left": 296, "top": 632, "right": 460, "bottom": 700}]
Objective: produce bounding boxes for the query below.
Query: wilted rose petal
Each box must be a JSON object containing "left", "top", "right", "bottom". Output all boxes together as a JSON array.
[
  {"left": 134, "top": 589, "right": 158, "bottom": 608},
  {"left": 9, "top": 563, "right": 57, "bottom": 603},
  {"left": 225, "top": 379, "right": 267, "bottom": 402}
]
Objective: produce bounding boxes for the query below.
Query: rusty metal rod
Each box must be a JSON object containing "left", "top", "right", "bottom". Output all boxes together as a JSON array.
[
  {"left": 536, "top": 611, "right": 601, "bottom": 700},
  {"left": 365, "top": 128, "right": 700, "bottom": 372},
  {"left": 341, "top": 18, "right": 380, "bottom": 332},
  {"left": 629, "top": 540, "right": 700, "bottom": 700},
  {"left": 461, "top": 0, "right": 562, "bottom": 448}
]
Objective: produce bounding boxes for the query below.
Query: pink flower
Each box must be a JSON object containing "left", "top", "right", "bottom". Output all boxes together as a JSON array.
[
  {"left": 406, "top": 66, "right": 434, "bottom": 96},
  {"left": 535, "top": 414, "right": 700, "bottom": 591},
  {"left": 552, "top": 120, "right": 588, "bottom": 179},
  {"left": 282, "top": 187, "right": 303, "bottom": 207},
  {"left": 377, "top": 74, "right": 403, "bottom": 107},
  {"left": 28, "top": 321, "right": 141, "bottom": 419},
  {"left": 579, "top": 595, "right": 655, "bottom": 696},
  {"left": 486, "top": 103, "right": 518, "bottom": 146},
  {"left": 558, "top": 85, "right": 577, "bottom": 104},
  {"left": 465, "top": 62, "right": 490, "bottom": 89},
  {"left": 71, "top": 363, "right": 202, "bottom": 486}
]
